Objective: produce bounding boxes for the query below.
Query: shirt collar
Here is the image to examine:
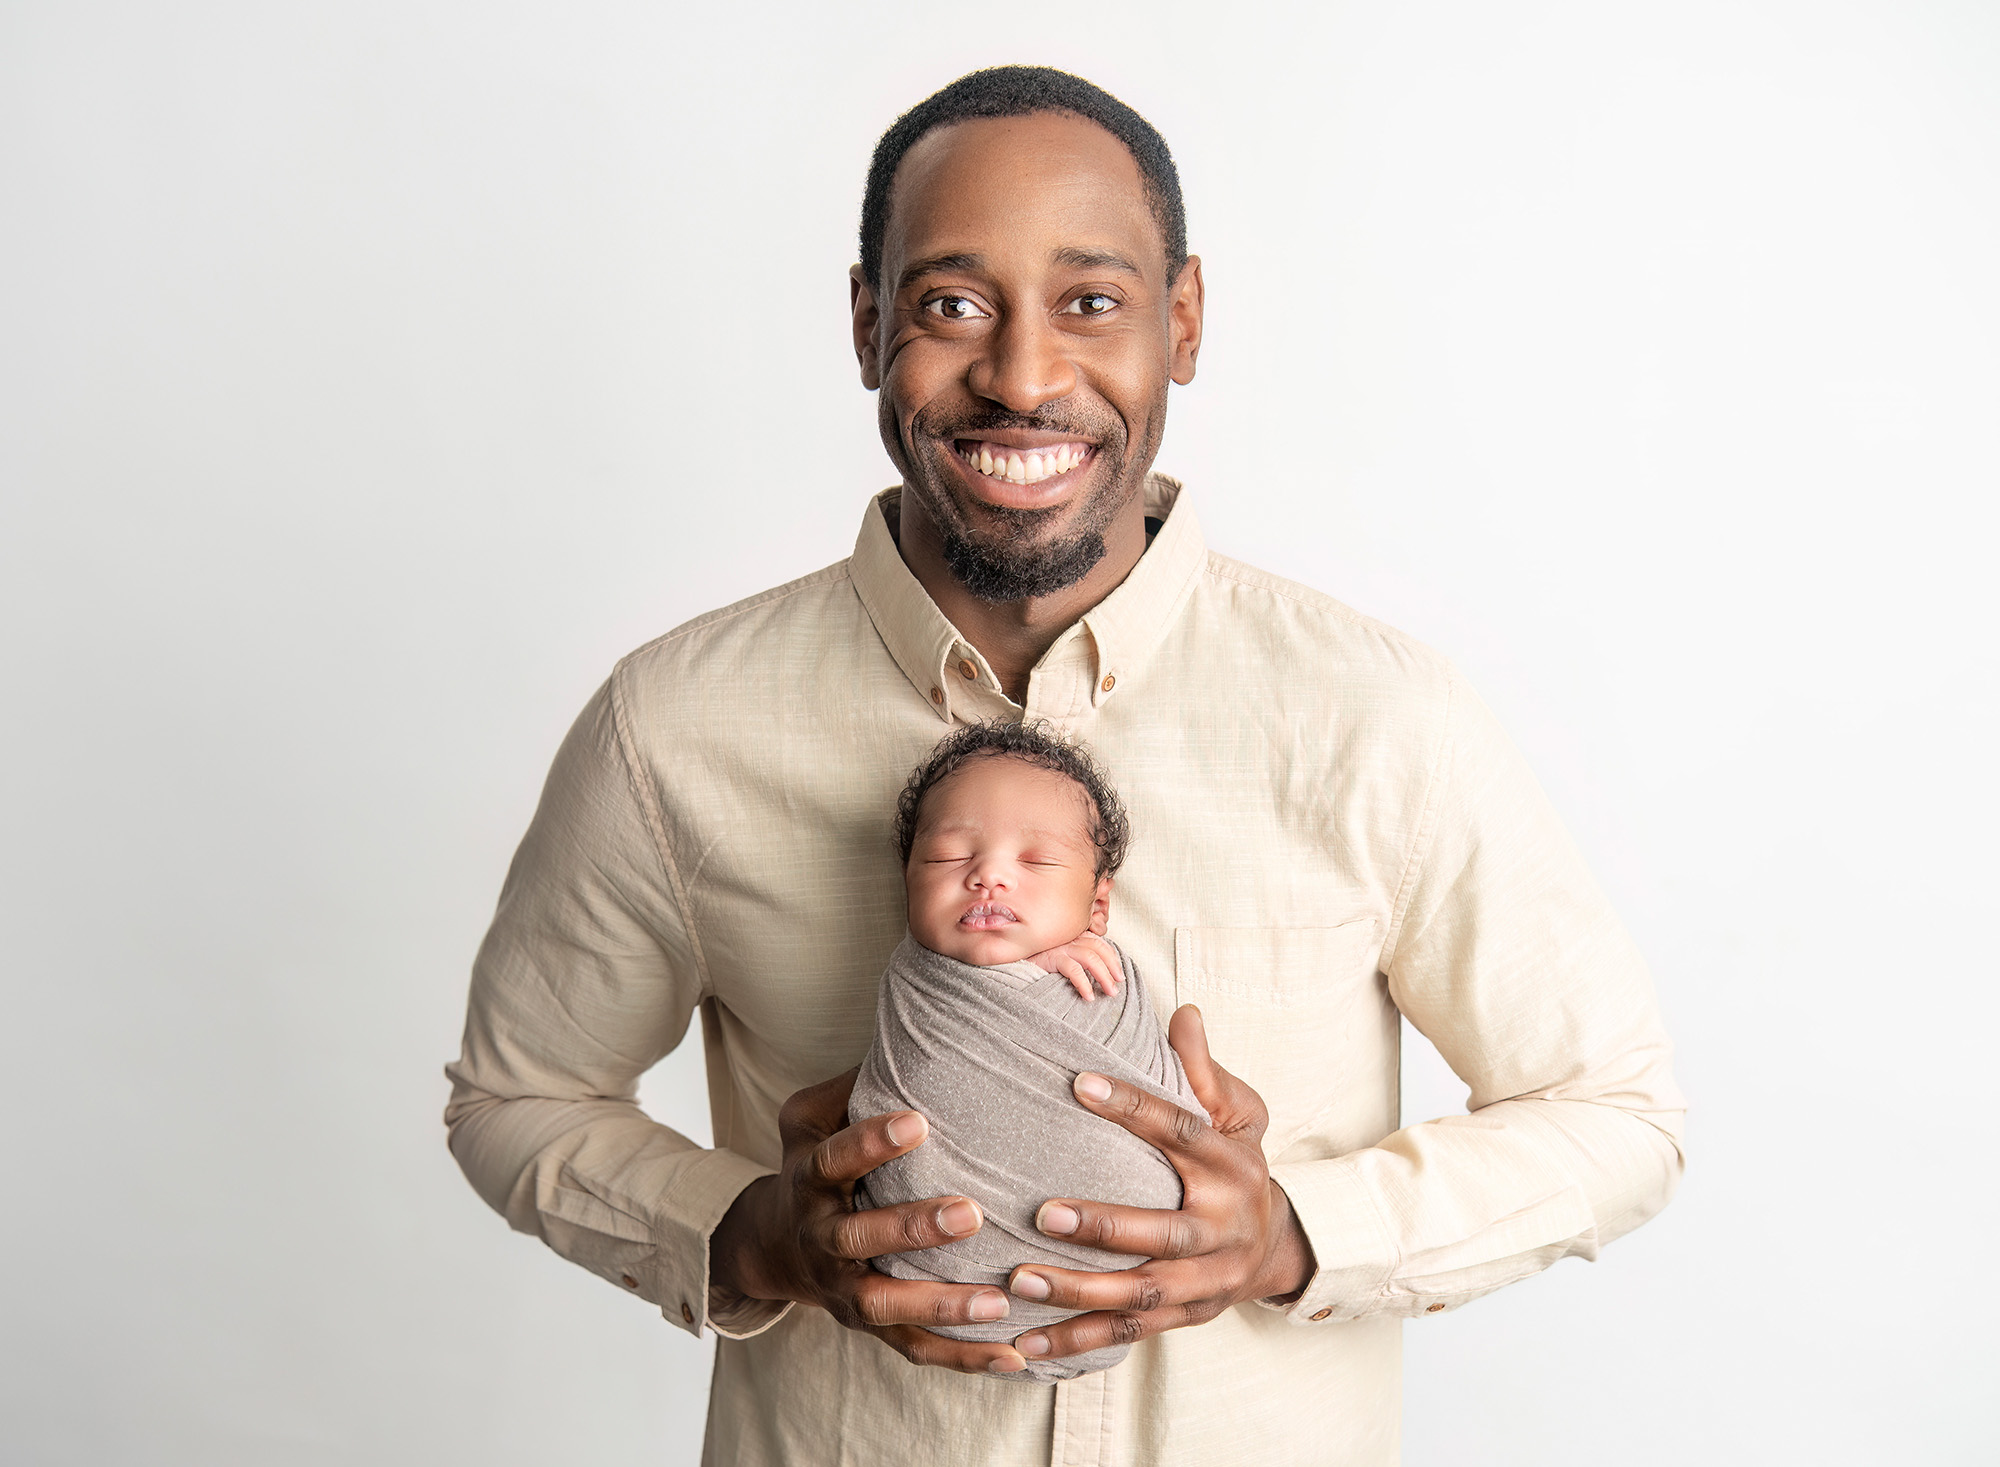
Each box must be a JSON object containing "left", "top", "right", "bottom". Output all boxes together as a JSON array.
[{"left": 849, "top": 474, "right": 1208, "bottom": 723}]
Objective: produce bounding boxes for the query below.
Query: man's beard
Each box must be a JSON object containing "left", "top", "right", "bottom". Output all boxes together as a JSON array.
[
  {"left": 939, "top": 504, "right": 1111, "bottom": 602},
  {"left": 898, "top": 404, "right": 1148, "bottom": 604}
]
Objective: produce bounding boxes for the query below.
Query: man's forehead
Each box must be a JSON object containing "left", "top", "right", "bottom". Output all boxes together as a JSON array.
[{"left": 882, "top": 112, "right": 1163, "bottom": 283}]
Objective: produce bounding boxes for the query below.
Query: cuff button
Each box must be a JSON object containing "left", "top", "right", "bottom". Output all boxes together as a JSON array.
[
  {"left": 681, "top": 1302, "right": 696, "bottom": 1324},
  {"left": 620, "top": 1275, "right": 638, "bottom": 1289},
  {"left": 1310, "top": 1308, "right": 1332, "bottom": 1321},
  {"left": 1425, "top": 1303, "right": 1446, "bottom": 1313}
]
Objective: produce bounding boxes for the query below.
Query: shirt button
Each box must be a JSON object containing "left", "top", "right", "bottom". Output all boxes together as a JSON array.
[
  {"left": 621, "top": 1275, "right": 638, "bottom": 1289},
  {"left": 1310, "top": 1308, "right": 1332, "bottom": 1321},
  {"left": 1425, "top": 1303, "right": 1446, "bottom": 1313},
  {"left": 957, "top": 658, "right": 977, "bottom": 680},
  {"left": 929, "top": 687, "right": 944, "bottom": 706},
  {"left": 1100, "top": 674, "right": 1116, "bottom": 692},
  {"left": 681, "top": 1302, "right": 696, "bottom": 1324}
]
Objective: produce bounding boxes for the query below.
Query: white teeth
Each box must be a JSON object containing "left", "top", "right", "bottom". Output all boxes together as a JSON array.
[{"left": 962, "top": 442, "right": 1089, "bottom": 485}]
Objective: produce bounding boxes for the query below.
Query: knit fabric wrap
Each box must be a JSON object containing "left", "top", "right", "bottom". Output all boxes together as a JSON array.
[{"left": 850, "top": 934, "right": 1207, "bottom": 1382}]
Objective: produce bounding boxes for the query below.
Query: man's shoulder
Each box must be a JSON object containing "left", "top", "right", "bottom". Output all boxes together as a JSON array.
[
  {"left": 1194, "top": 550, "right": 1457, "bottom": 692},
  {"left": 614, "top": 557, "right": 865, "bottom": 680}
]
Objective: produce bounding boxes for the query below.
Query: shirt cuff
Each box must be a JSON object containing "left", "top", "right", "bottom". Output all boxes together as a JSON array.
[
  {"left": 1265, "top": 1157, "right": 1398, "bottom": 1322},
  {"left": 633, "top": 1146, "right": 782, "bottom": 1339}
]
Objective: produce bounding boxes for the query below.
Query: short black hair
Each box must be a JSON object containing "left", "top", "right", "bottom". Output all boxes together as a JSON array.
[
  {"left": 894, "top": 720, "right": 1131, "bottom": 878},
  {"left": 859, "top": 65, "right": 1187, "bottom": 294}
]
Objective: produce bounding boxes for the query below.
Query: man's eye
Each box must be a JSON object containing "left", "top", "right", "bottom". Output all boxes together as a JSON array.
[
  {"left": 1064, "top": 292, "right": 1117, "bottom": 317},
  {"left": 924, "top": 296, "right": 988, "bottom": 321}
]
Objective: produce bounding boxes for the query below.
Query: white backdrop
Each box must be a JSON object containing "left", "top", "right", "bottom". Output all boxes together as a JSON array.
[{"left": 3, "top": 2, "right": 1995, "bottom": 1463}]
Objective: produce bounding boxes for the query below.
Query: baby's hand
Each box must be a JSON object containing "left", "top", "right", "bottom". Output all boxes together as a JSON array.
[{"left": 1027, "top": 934, "right": 1121, "bottom": 1002}]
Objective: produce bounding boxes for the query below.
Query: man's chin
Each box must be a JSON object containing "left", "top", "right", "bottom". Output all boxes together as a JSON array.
[{"left": 940, "top": 525, "right": 1109, "bottom": 604}]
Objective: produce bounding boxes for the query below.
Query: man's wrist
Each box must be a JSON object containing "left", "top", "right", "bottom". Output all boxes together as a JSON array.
[
  {"left": 1255, "top": 1180, "right": 1315, "bottom": 1304},
  {"left": 711, "top": 1174, "right": 785, "bottom": 1303}
]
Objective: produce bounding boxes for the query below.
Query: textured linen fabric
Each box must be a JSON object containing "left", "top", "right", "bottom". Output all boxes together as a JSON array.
[
  {"left": 444, "top": 477, "right": 1686, "bottom": 1467},
  {"left": 851, "top": 934, "right": 1207, "bottom": 1382}
]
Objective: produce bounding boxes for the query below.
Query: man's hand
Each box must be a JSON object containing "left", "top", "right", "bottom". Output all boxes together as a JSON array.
[
  {"left": 1002, "top": 1006, "right": 1316, "bottom": 1364},
  {"left": 709, "top": 1067, "right": 1029, "bottom": 1375},
  {"left": 1026, "top": 932, "right": 1122, "bottom": 1001}
]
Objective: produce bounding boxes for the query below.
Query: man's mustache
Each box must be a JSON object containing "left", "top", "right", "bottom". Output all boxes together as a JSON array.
[{"left": 915, "top": 407, "right": 1119, "bottom": 445}]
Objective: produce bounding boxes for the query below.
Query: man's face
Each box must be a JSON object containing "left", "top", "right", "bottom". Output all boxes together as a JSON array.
[
  {"left": 853, "top": 112, "right": 1202, "bottom": 602},
  {"left": 903, "top": 754, "right": 1112, "bottom": 966}
]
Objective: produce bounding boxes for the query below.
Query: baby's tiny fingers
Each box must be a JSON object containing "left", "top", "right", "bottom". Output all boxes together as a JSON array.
[{"left": 1060, "top": 959, "right": 1094, "bottom": 1001}]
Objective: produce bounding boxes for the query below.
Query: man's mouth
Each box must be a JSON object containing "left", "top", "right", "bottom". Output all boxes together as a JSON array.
[
  {"left": 955, "top": 439, "right": 1094, "bottom": 487},
  {"left": 958, "top": 901, "right": 1019, "bottom": 929}
]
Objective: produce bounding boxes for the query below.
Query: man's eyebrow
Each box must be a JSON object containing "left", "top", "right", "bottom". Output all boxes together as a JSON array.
[
  {"left": 1051, "top": 246, "right": 1142, "bottom": 275},
  {"left": 897, "top": 252, "right": 985, "bottom": 291},
  {"left": 896, "top": 246, "right": 1144, "bottom": 292}
]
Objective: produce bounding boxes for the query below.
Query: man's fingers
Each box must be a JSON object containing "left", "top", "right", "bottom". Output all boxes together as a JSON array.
[
  {"left": 876, "top": 1323, "right": 1029, "bottom": 1377},
  {"left": 1013, "top": 1302, "right": 1215, "bottom": 1364},
  {"left": 819, "top": 1195, "right": 986, "bottom": 1260},
  {"left": 775, "top": 1066, "right": 861, "bottom": 1152},
  {"left": 1070, "top": 1069, "right": 1220, "bottom": 1162},
  {"left": 1166, "top": 1005, "right": 1269, "bottom": 1145},
  {"left": 805, "top": 1108, "right": 930, "bottom": 1191},
  {"left": 1008, "top": 1259, "right": 1204, "bottom": 1314},
  {"left": 1029, "top": 1196, "right": 1220, "bottom": 1259},
  {"left": 845, "top": 1274, "right": 1015, "bottom": 1330},
  {"left": 1166, "top": 1006, "right": 1221, "bottom": 1105}
]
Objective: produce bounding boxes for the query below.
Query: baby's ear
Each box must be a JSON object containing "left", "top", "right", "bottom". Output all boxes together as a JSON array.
[{"left": 1089, "top": 876, "right": 1113, "bottom": 935}]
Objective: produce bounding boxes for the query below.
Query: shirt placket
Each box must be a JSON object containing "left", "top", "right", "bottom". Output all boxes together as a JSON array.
[
  {"left": 1050, "top": 1369, "right": 1114, "bottom": 1467},
  {"left": 1023, "top": 626, "right": 1099, "bottom": 725}
]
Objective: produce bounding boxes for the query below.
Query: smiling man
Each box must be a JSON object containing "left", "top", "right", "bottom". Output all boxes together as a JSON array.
[{"left": 446, "top": 67, "right": 1684, "bottom": 1466}]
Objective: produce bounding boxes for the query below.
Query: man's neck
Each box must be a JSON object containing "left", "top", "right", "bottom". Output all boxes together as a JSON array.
[{"left": 893, "top": 489, "right": 1151, "bottom": 706}]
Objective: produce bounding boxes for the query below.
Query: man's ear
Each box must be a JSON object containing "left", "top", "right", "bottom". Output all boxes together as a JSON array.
[
  {"left": 1168, "top": 255, "right": 1204, "bottom": 386},
  {"left": 850, "top": 263, "right": 882, "bottom": 389},
  {"left": 1089, "top": 875, "right": 1113, "bottom": 935}
]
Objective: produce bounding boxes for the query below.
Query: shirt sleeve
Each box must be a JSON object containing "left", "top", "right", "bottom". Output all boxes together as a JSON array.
[
  {"left": 1267, "top": 673, "right": 1686, "bottom": 1322},
  {"left": 443, "top": 675, "right": 787, "bottom": 1340}
]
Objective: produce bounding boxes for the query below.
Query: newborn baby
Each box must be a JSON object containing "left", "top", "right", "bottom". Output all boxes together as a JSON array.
[{"left": 851, "top": 721, "right": 1206, "bottom": 1382}]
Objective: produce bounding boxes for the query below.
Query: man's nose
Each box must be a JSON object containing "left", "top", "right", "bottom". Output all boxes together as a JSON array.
[{"left": 966, "top": 309, "right": 1076, "bottom": 412}]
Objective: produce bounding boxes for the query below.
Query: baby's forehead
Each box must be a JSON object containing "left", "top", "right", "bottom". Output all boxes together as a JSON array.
[{"left": 921, "top": 754, "right": 1097, "bottom": 829}]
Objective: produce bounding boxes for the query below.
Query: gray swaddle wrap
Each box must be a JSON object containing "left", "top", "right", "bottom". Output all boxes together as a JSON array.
[{"left": 851, "top": 934, "right": 1207, "bottom": 1382}]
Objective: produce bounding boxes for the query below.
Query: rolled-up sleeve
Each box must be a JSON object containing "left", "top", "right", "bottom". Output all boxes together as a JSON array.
[
  {"left": 444, "top": 676, "right": 782, "bottom": 1339},
  {"left": 1270, "top": 673, "right": 1685, "bottom": 1322}
]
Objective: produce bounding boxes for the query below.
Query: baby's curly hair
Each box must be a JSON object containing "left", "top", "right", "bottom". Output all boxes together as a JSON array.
[{"left": 894, "top": 721, "right": 1131, "bottom": 877}]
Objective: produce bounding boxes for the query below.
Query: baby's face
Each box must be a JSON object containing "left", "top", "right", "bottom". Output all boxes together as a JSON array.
[{"left": 904, "top": 754, "right": 1112, "bottom": 966}]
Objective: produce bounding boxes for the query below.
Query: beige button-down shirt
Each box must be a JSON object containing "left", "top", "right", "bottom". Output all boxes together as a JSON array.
[{"left": 446, "top": 478, "right": 1684, "bottom": 1466}]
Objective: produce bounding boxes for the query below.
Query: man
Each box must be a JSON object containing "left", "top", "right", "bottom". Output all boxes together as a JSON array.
[{"left": 446, "top": 66, "right": 1683, "bottom": 1466}]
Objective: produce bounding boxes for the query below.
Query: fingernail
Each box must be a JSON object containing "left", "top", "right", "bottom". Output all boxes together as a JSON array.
[
  {"left": 1037, "top": 1202, "right": 1080, "bottom": 1236},
  {"left": 969, "top": 1290, "right": 1009, "bottom": 1321},
  {"left": 939, "top": 1200, "right": 981, "bottom": 1235},
  {"left": 987, "top": 1354, "right": 1025, "bottom": 1374},
  {"left": 1018, "top": 1333, "right": 1050, "bottom": 1357},
  {"left": 1074, "top": 1073, "right": 1112, "bottom": 1103},
  {"left": 1011, "top": 1271, "right": 1051, "bottom": 1301},
  {"left": 886, "top": 1113, "right": 926, "bottom": 1147}
]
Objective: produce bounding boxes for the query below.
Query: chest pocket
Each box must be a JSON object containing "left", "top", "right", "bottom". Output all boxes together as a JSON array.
[{"left": 1173, "top": 919, "right": 1396, "bottom": 1162}]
